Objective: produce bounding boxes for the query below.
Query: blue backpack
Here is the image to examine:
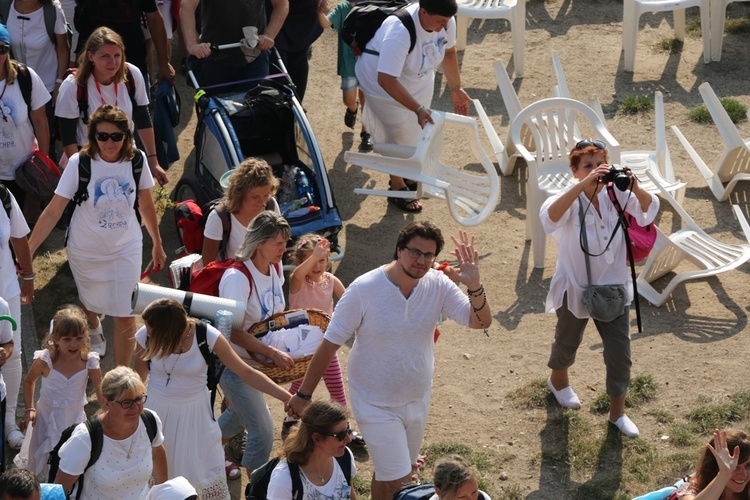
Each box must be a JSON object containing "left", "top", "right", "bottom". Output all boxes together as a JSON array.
[{"left": 393, "top": 483, "right": 490, "bottom": 500}]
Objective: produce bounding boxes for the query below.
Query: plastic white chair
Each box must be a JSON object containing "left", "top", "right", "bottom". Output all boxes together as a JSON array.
[
  {"left": 671, "top": 82, "right": 750, "bottom": 202},
  {"left": 509, "top": 97, "right": 621, "bottom": 268},
  {"left": 710, "top": 0, "right": 750, "bottom": 61},
  {"left": 637, "top": 170, "right": 750, "bottom": 307},
  {"left": 622, "top": 0, "right": 711, "bottom": 72},
  {"left": 620, "top": 91, "right": 688, "bottom": 204},
  {"left": 346, "top": 105, "right": 500, "bottom": 226},
  {"left": 472, "top": 98, "right": 511, "bottom": 175},
  {"left": 455, "top": 0, "right": 525, "bottom": 77}
]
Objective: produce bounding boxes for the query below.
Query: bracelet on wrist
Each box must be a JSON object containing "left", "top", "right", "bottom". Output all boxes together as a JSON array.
[
  {"left": 24, "top": 408, "right": 35, "bottom": 413},
  {"left": 22, "top": 273, "right": 35, "bottom": 281},
  {"left": 415, "top": 105, "right": 425, "bottom": 115},
  {"left": 466, "top": 283, "right": 484, "bottom": 296},
  {"left": 295, "top": 391, "right": 312, "bottom": 400},
  {"left": 147, "top": 153, "right": 157, "bottom": 158}
]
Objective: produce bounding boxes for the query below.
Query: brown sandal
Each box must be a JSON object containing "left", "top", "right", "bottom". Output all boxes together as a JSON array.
[{"left": 388, "top": 187, "right": 422, "bottom": 213}]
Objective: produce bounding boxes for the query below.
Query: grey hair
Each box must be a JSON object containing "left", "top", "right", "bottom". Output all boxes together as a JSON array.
[
  {"left": 433, "top": 455, "right": 476, "bottom": 498},
  {"left": 101, "top": 366, "right": 146, "bottom": 402},
  {"left": 234, "top": 211, "right": 291, "bottom": 261}
]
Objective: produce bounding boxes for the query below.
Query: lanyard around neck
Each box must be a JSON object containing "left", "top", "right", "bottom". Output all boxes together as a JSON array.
[{"left": 94, "top": 78, "right": 118, "bottom": 108}]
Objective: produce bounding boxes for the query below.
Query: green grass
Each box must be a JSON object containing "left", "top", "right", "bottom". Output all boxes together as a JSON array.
[
  {"left": 589, "top": 375, "right": 658, "bottom": 414},
  {"left": 497, "top": 484, "right": 524, "bottom": 500},
  {"left": 725, "top": 17, "right": 750, "bottom": 34},
  {"left": 669, "top": 422, "right": 700, "bottom": 447},
  {"left": 686, "top": 19, "right": 702, "bottom": 35},
  {"left": 617, "top": 95, "right": 655, "bottom": 116},
  {"left": 656, "top": 36, "right": 683, "bottom": 54},
  {"left": 507, "top": 378, "right": 550, "bottom": 409},
  {"left": 648, "top": 409, "right": 675, "bottom": 424},
  {"left": 689, "top": 97, "right": 748, "bottom": 124}
]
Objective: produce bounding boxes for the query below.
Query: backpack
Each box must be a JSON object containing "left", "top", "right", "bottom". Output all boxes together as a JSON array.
[
  {"left": 341, "top": 0, "right": 417, "bottom": 56},
  {"left": 59, "top": 150, "right": 145, "bottom": 235},
  {"left": 0, "top": 183, "right": 12, "bottom": 220},
  {"left": 188, "top": 259, "right": 281, "bottom": 299},
  {"left": 393, "top": 483, "right": 491, "bottom": 500},
  {"left": 174, "top": 199, "right": 231, "bottom": 256},
  {"left": 0, "top": 0, "right": 59, "bottom": 46},
  {"left": 245, "top": 449, "right": 353, "bottom": 500},
  {"left": 64, "top": 66, "right": 138, "bottom": 125},
  {"left": 47, "top": 409, "right": 158, "bottom": 500},
  {"left": 145, "top": 322, "right": 224, "bottom": 419},
  {"left": 14, "top": 62, "right": 34, "bottom": 121},
  {"left": 15, "top": 150, "right": 62, "bottom": 200}
]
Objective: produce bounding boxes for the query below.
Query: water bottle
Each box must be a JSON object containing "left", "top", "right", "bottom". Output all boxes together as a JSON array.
[
  {"left": 294, "top": 168, "right": 314, "bottom": 205},
  {"left": 214, "top": 310, "right": 233, "bottom": 340},
  {"left": 279, "top": 197, "right": 308, "bottom": 216}
]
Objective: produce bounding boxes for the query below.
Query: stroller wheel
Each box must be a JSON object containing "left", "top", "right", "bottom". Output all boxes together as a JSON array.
[{"left": 173, "top": 178, "right": 199, "bottom": 204}]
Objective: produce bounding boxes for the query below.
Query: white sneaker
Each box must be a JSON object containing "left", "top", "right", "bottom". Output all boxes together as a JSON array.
[
  {"left": 5, "top": 425, "right": 24, "bottom": 449},
  {"left": 609, "top": 414, "right": 640, "bottom": 438},
  {"left": 547, "top": 378, "right": 581, "bottom": 409},
  {"left": 89, "top": 321, "right": 106, "bottom": 357}
]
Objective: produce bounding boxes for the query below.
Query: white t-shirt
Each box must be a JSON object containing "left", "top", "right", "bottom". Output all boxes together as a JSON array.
[
  {"left": 54, "top": 151, "right": 155, "bottom": 258},
  {"left": 6, "top": 1, "right": 68, "bottom": 92},
  {"left": 203, "top": 198, "right": 281, "bottom": 260},
  {"left": 267, "top": 448, "right": 357, "bottom": 500},
  {"left": 355, "top": 3, "right": 456, "bottom": 100},
  {"left": 134, "top": 323, "right": 220, "bottom": 399},
  {"left": 324, "top": 266, "right": 471, "bottom": 407},
  {"left": 0, "top": 190, "right": 29, "bottom": 299},
  {"left": 218, "top": 260, "right": 285, "bottom": 361},
  {"left": 0, "top": 297, "right": 13, "bottom": 400},
  {"left": 540, "top": 183, "right": 659, "bottom": 318},
  {"left": 58, "top": 411, "right": 165, "bottom": 500},
  {"left": 0, "top": 65, "right": 50, "bottom": 179},
  {"left": 54, "top": 62, "right": 150, "bottom": 147}
]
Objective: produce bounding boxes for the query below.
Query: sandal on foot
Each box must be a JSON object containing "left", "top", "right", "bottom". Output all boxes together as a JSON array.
[
  {"left": 345, "top": 107, "right": 358, "bottom": 128},
  {"left": 388, "top": 187, "right": 422, "bottom": 213},
  {"left": 225, "top": 455, "right": 241, "bottom": 480},
  {"left": 404, "top": 180, "right": 418, "bottom": 191}
]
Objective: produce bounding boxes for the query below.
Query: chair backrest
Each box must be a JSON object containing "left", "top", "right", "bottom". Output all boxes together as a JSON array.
[
  {"left": 550, "top": 50, "right": 570, "bottom": 99},
  {"left": 699, "top": 82, "right": 746, "bottom": 149},
  {"left": 509, "top": 97, "right": 621, "bottom": 167},
  {"left": 653, "top": 90, "right": 675, "bottom": 181},
  {"left": 493, "top": 58, "right": 522, "bottom": 119}
]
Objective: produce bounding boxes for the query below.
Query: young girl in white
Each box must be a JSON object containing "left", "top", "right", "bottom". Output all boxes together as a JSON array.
[
  {"left": 286, "top": 234, "right": 365, "bottom": 442},
  {"left": 16, "top": 305, "right": 103, "bottom": 477}
]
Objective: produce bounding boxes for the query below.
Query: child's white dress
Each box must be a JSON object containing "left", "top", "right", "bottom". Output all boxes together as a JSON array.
[{"left": 16, "top": 349, "right": 99, "bottom": 477}]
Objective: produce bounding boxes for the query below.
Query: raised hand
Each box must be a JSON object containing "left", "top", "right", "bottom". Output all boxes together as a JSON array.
[
  {"left": 707, "top": 429, "right": 740, "bottom": 477},
  {"left": 450, "top": 230, "right": 480, "bottom": 289},
  {"left": 312, "top": 238, "right": 331, "bottom": 258}
]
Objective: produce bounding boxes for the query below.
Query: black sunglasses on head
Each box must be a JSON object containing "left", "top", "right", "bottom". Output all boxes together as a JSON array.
[
  {"left": 575, "top": 139, "right": 606, "bottom": 150},
  {"left": 95, "top": 131, "right": 126, "bottom": 142},
  {"left": 0, "top": 45, "right": 10, "bottom": 55}
]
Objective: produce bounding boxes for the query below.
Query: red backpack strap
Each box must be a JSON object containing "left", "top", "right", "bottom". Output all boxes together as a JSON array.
[{"left": 230, "top": 260, "right": 254, "bottom": 296}]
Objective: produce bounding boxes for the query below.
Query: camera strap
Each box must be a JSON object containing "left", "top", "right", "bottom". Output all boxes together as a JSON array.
[{"left": 607, "top": 184, "right": 643, "bottom": 334}]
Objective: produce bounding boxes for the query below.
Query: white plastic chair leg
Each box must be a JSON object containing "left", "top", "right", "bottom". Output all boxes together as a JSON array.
[
  {"left": 622, "top": 1, "right": 639, "bottom": 72},
  {"left": 456, "top": 15, "right": 469, "bottom": 51}
]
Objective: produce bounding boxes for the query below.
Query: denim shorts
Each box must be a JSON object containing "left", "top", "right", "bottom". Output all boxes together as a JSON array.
[{"left": 341, "top": 76, "right": 359, "bottom": 91}]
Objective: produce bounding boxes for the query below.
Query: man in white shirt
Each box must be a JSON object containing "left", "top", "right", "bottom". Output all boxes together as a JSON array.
[
  {"left": 288, "top": 222, "right": 492, "bottom": 500},
  {"left": 355, "top": 0, "right": 471, "bottom": 213}
]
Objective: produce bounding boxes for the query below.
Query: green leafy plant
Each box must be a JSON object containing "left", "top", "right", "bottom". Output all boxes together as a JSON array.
[
  {"left": 689, "top": 97, "right": 748, "bottom": 124},
  {"left": 617, "top": 95, "right": 655, "bottom": 115},
  {"left": 656, "top": 36, "right": 683, "bottom": 54}
]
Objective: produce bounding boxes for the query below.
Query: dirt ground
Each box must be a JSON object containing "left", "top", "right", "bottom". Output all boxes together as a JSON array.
[{"left": 27, "top": 0, "right": 750, "bottom": 498}]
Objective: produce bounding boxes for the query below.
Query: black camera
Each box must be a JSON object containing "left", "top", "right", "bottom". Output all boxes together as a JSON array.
[{"left": 601, "top": 165, "right": 631, "bottom": 191}]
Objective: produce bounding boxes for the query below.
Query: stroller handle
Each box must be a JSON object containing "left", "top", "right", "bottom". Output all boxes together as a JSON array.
[{"left": 0, "top": 315, "right": 17, "bottom": 331}]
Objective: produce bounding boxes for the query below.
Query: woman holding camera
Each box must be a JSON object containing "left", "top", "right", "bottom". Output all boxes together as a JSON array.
[{"left": 539, "top": 140, "right": 658, "bottom": 438}]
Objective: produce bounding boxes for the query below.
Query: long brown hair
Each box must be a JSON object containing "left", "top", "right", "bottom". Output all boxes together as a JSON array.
[
  {"left": 42, "top": 305, "right": 90, "bottom": 362},
  {"left": 140, "top": 298, "right": 194, "bottom": 361},
  {"left": 76, "top": 27, "right": 127, "bottom": 85},
  {"left": 282, "top": 401, "right": 348, "bottom": 466},
  {"left": 223, "top": 158, "right": 279, "bottom": 213},
  {"left": 695, "top": 430, "right": 750, "bottom": 496}
]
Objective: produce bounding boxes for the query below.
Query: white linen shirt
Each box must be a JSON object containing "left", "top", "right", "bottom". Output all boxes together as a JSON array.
[{"left": 540, "top": 183, "right": 659, "bottom": 318}]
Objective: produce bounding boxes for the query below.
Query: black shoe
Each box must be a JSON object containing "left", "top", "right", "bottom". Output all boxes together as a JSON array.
[
  {"left": 344, "top": 107, "right": 357, "bottom": 128},
  {"left": 360, "top": 131, "right": 374, "bottom": 151}
]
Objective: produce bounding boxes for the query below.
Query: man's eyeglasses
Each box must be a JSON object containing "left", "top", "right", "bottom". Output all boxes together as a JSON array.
[
  {"left": 95, "top": 131, "right": 126, "bottom": 142},
  {"left": 318, "top": 423, "right": 352, "bottom": 442},
  {"left": 403, "top": 246, "right": 436, "bottom": 262},
  {"left": 114, "top": 395, "right": 147, "bottom": 409},
  {"left": 0, "top": 45, "right": 10, "bottom": 55},
  {"left": 575, "top": 139, "right": 606, "bottom": 150}
]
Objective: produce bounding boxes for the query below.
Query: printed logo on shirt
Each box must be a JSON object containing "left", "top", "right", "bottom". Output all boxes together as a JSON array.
[
  {"left": 95, "top": 176, "right": 133, "bottom": 229},
  {"left": 0, "top": 92, "right": 20, "bottom": 148},
  {"left": 259, "top": 284, "right": 284, "bottom": 319},
  {"left": 418, "top": 36, "right": 447, "bottom": 78}
]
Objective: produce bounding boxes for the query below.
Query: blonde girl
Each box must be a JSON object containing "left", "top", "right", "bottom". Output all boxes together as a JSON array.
[
  {"left": 17, "top": 305, "right": 103, "bottom": 477},
  {"left": 285, "top": 234, "right": 356, "bottom": 439}
]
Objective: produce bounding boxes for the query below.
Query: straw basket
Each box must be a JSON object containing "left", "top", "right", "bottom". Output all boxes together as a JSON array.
[{"left": 247, "top": 308, "right": 331, "bottom": 384}]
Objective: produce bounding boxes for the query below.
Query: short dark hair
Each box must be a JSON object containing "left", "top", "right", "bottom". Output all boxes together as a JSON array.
[
  {"left": 420, "top": 0, "right": 458, "bottom": 18},
  {"left": 0, "top": 468, "right": 40, "bottom": 499},
  {"left": 393, "top": 221, "right": 444, "bottom": 260}
]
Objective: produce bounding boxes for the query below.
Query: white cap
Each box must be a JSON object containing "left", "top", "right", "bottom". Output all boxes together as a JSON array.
[{"left": 144, "top": 476, "right": 197, "bottom": 500}]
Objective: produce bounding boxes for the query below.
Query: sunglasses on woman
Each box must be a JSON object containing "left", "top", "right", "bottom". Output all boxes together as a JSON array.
[
  {"left": 318, "top": 423, "right": 352, "bottom": 442},
  {"left": 575, "top": 139, "right": 606, "bottom": 150},
  {"left": 0, "top": 45, "right": 10, "bottom": 55},
  {"left": 95, "top": 131, "right": 126, "bottom": 142}
]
